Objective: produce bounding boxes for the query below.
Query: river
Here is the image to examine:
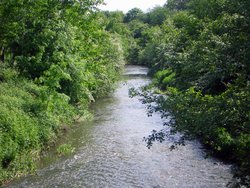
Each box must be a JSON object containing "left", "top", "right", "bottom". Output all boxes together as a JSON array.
[{"left": 6, "top": 65, "right": 233, "bottom": 188}]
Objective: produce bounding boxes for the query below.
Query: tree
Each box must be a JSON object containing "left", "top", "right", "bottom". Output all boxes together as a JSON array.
[
  {"left": 124, "top": 8, "right": 144, "bottom": 23},
  {"left": 146, "top": 6, "right": 169, "bottom": 26},
  {"left": 164, "top": 0, "right": 190, "bottom": 11}
]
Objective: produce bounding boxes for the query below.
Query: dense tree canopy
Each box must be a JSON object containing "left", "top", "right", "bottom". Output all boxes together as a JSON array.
[{"left": 124, "top": 8, "right": 144, "bottom": 23}]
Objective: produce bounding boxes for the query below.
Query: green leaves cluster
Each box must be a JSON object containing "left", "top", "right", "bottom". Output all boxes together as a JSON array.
[
  {"left": 0, "top": 0, "right": 124, "bottom": 184},
  {"left": 56, "top": 144, "right": 75, "bottom": 156}
]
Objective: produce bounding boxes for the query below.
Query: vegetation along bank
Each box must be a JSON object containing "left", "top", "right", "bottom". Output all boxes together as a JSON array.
[
  {"left": 0, "top": 0, "right": 249, "bottom": 186},
  {"left": 0, "top": 0, "right": 125, "bottom": 184},
  {"left": 120, "top": 0, "right": 249, "bottom": 186}
]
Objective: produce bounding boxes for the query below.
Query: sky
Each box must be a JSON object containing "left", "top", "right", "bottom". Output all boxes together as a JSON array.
[{"left": 98, "top": 0, "right": 167, "bottom": 13}]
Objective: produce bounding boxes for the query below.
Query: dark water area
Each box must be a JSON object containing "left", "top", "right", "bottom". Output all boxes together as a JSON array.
[{"left": 5, "top": 65, "right": 233, "bottom": 188}]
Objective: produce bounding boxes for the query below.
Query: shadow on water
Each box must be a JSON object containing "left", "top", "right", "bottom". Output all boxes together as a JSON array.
[{"left": 5, "top": 65, "right": 233, "bottom": 188}]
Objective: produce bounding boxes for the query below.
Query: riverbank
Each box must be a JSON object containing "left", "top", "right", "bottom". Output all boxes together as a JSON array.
[
  {"left": 121, "top": 1, "right": 250, "bottom": 186},
  {"left": 0, "top": 1, "right": 127, "bottom": 184},
  {"left": 0, "top": 57, "right": 123, "bottom": 185},
  {"left": 4, "top": 65, "right": 233, "bottom": 188}
]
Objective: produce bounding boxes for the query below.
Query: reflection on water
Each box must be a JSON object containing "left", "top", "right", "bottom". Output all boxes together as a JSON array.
[{"left": 6, "top": 65, "right": 233, "bottom": 188}]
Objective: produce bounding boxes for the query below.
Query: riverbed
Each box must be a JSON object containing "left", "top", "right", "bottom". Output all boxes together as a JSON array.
[{"left": 6, "top": 65, "right": 233, "bottom": 188}]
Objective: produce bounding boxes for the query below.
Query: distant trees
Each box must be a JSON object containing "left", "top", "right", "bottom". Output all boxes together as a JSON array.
[
  {"left": 164, "top": 0, "right": 190, "bottom": 11},
  {"left": 146, "top": 6, "right": 169, "bottom": 26},
  {"left": 124, "top": 8, "right": 144, "bottom": 23}
]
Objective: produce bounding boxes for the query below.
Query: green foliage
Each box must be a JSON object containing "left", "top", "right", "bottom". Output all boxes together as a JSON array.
[
  {"left": 127, "top": 20, "right": 149, "bottom": 39},
  {"left": 160, "top": 84, "right": 250, "bottom": 170},
  {"left": 153, "top": 69, "right": 176, "bottom": 89},
  {"left": 0, "top": 77, "right": 57, "bottom": 183},
  {"left": 57, "top": 144, "right": 75, "bottom": 156},
  {"left": 124, "top": 8, "right": 144, "bottom": 23},
  {"left": 125, "top": 0, "right": 250, "bottom": 185},
  {"left": 146, "top": 6, "right": 169, "bottom": 26},
  {"left": 126, "top": 40, "right": 142, "bottom": 65},
  {"left": 164, "top": 0, "right": 190, "bottom": 11},
  {"left": 0, "top": 0, "right": 124, "bottom": 185},
  {"left": 102, "top": 11, "right": 130, "bottom": 35}
]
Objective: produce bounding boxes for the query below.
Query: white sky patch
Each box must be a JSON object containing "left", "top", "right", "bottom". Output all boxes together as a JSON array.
[{"left": 99, "top": 0, "right": 167, "bottom": 13}]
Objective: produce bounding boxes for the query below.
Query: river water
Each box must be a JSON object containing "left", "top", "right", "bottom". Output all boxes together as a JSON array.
[{"left": 6, "top": 65, "right": 233, "bottom": 188}]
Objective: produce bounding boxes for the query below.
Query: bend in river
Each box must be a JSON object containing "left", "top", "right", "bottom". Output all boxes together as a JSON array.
[{"left": 5, "top": 65, "right": 233, "bottom": 188}]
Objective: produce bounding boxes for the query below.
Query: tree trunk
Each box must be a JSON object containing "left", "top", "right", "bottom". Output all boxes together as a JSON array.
[{"left": 0, "top": 47, "right": 4, "bottom": 63}]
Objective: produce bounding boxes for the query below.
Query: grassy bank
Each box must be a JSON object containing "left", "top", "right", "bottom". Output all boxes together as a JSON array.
[{"left": 0, "top": 67, "right": 73, "bottom": 183}]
